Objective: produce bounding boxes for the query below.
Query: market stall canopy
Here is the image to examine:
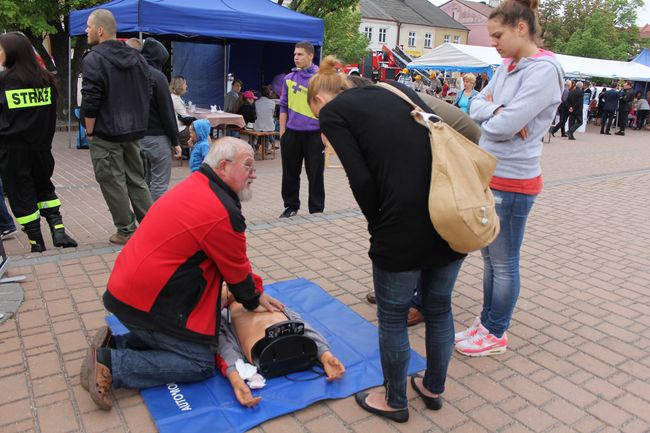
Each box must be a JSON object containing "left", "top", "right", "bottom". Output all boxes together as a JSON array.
[
  {"left": 408, "top": 43, "right": 650, "bottom": 81},
  {"left": 68, "top": 0, "right": 324, "bottom": 45},
  {"left": 556, "top": 52, "right": 650, "bottom": 81},
  {"left": 408, "top": 43, "right": 502, "bottom": 75}
]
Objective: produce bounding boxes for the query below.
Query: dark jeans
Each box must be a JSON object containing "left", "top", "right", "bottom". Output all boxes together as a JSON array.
[
  {"left": 372, "top": 258, "right": 464, "bottom": 408},
  {"left": 481, "top": 190, "right": 536, "bottom": 338},
  {"left": 600, "top": 110, "right": 615, "bottom": 133},
  {"left": 110, "top": 323, "right": 215, "bottom": 389},
  {"left": 280, "top": 129, "right": 325, "bottom": 213}
]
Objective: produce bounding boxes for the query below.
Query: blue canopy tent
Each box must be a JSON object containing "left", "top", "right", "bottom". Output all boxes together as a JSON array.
[
  {"left": 632, "top": 48, "right": 650, "bottom": 67},
  {"left": 632, "top": 48, "right": 650, "bottom": 96},
  {"left": 67, "top": 0, "right": 323, "bottom": 141}
]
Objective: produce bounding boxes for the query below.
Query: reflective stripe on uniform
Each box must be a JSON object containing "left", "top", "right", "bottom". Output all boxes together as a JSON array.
[
  {"left": 37, "top": 199, "right": 61, "bottom": 209},
  {"left": 5, "top": 87, "right": 52, "bottom": 109},
  {"left": 53, "top": 224, "right": 64, "bottom": 230},
  {"left": 16, "top": 210, "right": 40, "bottom": 225},
  {"left": 285, "top": 79, "right": 317, "bottom": 120}
]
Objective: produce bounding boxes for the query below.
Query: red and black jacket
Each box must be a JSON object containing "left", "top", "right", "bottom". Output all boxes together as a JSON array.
[{"left": 103, "top": 164, "right": 263, "bottom": 345}]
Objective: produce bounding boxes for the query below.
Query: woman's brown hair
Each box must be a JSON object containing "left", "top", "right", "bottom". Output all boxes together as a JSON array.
[
  {"left": 307, "top": 55, "right": 352, "bottom": 107},
  {"left": 170, "top": 75, "right": 186, "bottom": 95},
  {"left": 489, "top": 0, "right": 540, "bottom": 40}
]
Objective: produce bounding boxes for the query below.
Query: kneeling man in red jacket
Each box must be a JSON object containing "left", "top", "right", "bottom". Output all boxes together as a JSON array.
[{"left": 80, "top": 137, "right": 283, "bottom": 410}]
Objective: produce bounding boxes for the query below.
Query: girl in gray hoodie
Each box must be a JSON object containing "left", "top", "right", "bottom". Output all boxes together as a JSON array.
[{"left": 457, "top": 0, "right": 564, "bottom": 357}]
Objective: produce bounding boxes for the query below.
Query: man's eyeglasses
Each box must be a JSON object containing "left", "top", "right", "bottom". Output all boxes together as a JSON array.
[{"left": 225, "top": 159, "right": 256, "bottom": 174}]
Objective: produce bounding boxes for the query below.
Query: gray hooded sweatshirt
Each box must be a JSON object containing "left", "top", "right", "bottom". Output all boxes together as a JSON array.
[{"left": 470, "top": 50, "right": 564, "bottom": 180}]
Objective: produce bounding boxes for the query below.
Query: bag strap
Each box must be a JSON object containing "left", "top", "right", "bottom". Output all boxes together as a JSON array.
[{"left": 376, "top": 82, "right": 443, "bottom": 126}]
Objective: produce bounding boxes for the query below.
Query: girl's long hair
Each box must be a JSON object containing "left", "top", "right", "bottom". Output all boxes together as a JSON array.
[{"left": 0, "top": 32, "right": 57, "bottom": 93}]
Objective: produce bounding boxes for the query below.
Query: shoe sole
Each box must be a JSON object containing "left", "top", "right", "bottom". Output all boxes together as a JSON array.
[
  {"left": 455, "top": 345, "right": 507, "bottom": 357},
  {"left": 84, "top": 347, "right": 113, "bottom": 410},
  {"left": 80, "top": 327, "right": 112, "bottom": 391}
]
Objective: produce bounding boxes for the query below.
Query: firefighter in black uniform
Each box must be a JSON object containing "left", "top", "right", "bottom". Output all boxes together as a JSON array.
[{"left": 0, "top": 32, "right": 77, "bottom": 252}]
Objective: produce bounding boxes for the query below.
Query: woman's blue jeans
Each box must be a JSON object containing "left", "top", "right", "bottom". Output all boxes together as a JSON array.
[
  {"left": 480, "top": 189, "right": 536, "bottom": 338},
  {"left": 373, "top": 258, "right": 464, "bottom": 409}
]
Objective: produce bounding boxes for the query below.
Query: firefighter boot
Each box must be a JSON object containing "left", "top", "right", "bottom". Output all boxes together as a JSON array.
[
  {"left": 44, "top": 212, "right": 78, "bottom": 249},
  {"left": 23, "top": 220, "right": 46, "bottom": 253}
]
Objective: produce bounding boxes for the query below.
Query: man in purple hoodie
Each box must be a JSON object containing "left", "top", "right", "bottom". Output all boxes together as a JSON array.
[{"left": 278, "top": 42, "right": 324, "bottom": 218}]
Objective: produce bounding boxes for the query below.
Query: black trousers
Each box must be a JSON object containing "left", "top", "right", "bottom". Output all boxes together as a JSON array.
[
  {"left": 600, "top": 110, "right": 616, "bottom": 133},
  {"left": 567, "top": 111, "right": 583, "bottom": 136},
  {"left": 280, "top": 129, "right": 325, "bottom": 213},
  {"left": 617, "top": 107, "right": 629, "bottom": 132},
  {"left": 0, "top": 148, "right": 58, "bottom": 226},
  {"left": 551, "top": 106, "right": 569, "bottom": 135},
  {"left": 636, "top": 110, "right": 649, "bottom": 129}
]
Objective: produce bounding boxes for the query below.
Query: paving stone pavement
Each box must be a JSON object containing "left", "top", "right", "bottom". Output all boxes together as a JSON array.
[{"left": 1, "top": 125, "right": 649, "bottom": 433}]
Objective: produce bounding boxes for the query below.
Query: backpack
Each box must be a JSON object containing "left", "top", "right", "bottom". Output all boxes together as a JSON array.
[{"left": 377, "top": 83, "right": 500, "bottom": 253}]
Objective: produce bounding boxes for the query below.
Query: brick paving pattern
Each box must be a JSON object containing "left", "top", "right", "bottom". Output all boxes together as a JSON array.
[{"left": 0, "top": 126, "right": 649, "bottom": 433}]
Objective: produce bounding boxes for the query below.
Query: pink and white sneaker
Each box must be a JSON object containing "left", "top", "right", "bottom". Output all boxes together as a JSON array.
[
  {"left": 455, "top": 326, "right": 507, "bottom": 357},
  {"left": 454, "top": 316, "right": 482, "bottom": 343}
]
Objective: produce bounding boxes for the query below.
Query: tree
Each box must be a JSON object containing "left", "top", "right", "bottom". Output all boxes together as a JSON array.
[
  {"left": 555, "top": 12, "right": 629, "bottom": 59},
  {"left": 279, "top": 0, "right": 369, "bottom": 63},
  {"left": 539, "top": 0, "right": 643, "bottom": 60},
  {"left": 0, "top": 0, "right": 104, "bottom": 119}
]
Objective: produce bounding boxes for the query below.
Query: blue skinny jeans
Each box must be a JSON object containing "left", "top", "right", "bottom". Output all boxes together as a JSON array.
[{"left": 480, "top": 189, "right": 536, "bottom": 338}]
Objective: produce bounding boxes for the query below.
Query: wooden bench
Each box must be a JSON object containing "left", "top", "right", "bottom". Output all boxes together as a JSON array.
[{"left": 238, "top": 130, "right": 280, "bottom": 160}]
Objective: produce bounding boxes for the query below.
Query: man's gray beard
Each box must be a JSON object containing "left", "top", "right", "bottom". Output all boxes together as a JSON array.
[{"left": 238, "top": 187, "right": 253, "bottom": 202}]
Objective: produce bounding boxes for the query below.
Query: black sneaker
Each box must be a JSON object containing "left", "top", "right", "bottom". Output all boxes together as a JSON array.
[
  {"left": 279, "top": 208, "right": 298, "bottom": 218},
  {"left": 0, "top": 228, "right": 17, "bottom": 240}
]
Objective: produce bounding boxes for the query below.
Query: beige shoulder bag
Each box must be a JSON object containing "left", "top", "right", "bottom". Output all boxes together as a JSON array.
[{"left": 377, "top": 83, "right": 500, "bottom": 253}]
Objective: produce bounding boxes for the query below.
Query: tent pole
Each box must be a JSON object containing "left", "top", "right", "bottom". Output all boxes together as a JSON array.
[
  {"left": 139, "top": 31, "right": 142, "bottom": 42},
  {"left": 67, "top": 36, "right": 72, "bottom": 149},
  {"left": 224, "top": 41, "right": 229, "bottom": 106}
]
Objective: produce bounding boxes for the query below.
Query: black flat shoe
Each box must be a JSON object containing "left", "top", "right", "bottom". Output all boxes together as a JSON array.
[
  {"left": 410, "top": 375, "right": 443, "bottom": 410},
  {"left": 354, "top": 392, "right": 409, "bottom": 423}
]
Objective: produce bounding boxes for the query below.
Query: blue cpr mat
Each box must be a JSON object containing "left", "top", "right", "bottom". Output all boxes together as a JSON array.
[{"left": 106, "top": 278, "right": 426, "bottom": 433}]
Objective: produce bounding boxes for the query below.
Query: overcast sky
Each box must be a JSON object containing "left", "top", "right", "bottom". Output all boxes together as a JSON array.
[{"left": 427, "top": 0, "right": 650, "bottom": 26}]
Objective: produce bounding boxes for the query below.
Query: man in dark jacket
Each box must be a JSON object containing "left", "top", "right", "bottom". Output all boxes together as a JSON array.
[
  {"left": 600, "top": 84, "right": 620, "bottom": 135},
  {"left": 549, "top": 79, "right": 572, "bottom": 137},
  {"left": 566, "top": 81, "right": 584, "bottom": 140},
  {"left": 616, "top": 81, "right": 634, "bottom": 136},
  {"left": 81, "top": 9, "right": 153, "bottom": 245},
  {"left": 139, "top": 38, "right": 181, "bottom": 201},
  {"left": 80, "top": 138, "right": 283, "bottom": 410}
]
